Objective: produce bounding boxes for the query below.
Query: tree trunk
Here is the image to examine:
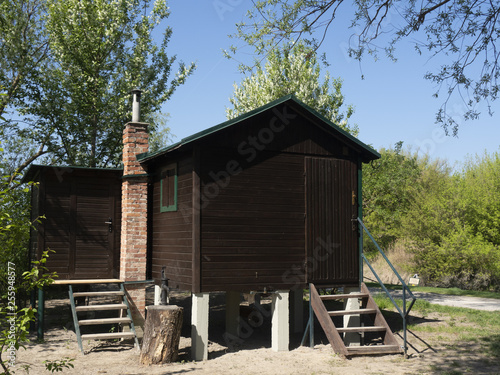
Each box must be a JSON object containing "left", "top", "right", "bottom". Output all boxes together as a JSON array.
[{"left": 139, "top": 305, "right": 183, "bottom": 365}]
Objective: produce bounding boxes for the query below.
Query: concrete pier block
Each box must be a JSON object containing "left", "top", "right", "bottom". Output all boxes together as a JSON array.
[
  {"left": 191, "top": 293, "right": 209, "bottom": 361},
  {"left": 343, "top": 287, "right": 361, "bottom": 347},
  {"left": 271, "top": 290, "right": 289, "bottom": 352}
]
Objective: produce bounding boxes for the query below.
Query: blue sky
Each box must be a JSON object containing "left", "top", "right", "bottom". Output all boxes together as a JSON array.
[{"left": 159, "top": 1, "right": 499, "bottom": 169}]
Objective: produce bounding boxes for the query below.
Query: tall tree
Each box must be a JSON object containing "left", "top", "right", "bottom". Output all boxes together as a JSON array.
[
  {"left": 227, "top": 42, "right": 358, "bottom": 136},
  {"left": 3, "top": 0, "right": 195, "bottom": 170},
  {"left": 228, "top": 1, "right": 500, "bottom": 135},
  {"left": 362, "top": 143, "right": 422, "bottom": 251},
  {"left": 0, "top": 0, "right": 51, "bottom": 171},
  {"left": 0, "top": 0, "right": 48, "bottom": 118}
]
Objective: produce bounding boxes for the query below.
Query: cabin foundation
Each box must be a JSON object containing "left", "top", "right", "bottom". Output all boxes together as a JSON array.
[
  {"left": 26, "top": 95, "right": 382, "bottom": 358},
  {"left": 271, "top": 291, "right": 289, "bottom": 352},
  {"left": 343, "top": 287, "right": 361, "bottom": 347},
  {"left": 191, "top": 292, "right": 210, "bottom": 361}
]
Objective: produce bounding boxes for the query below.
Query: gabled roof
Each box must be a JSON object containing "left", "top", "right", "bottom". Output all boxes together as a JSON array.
[{"left": 137, "top": 94, "right": 380, "bottom": 163}]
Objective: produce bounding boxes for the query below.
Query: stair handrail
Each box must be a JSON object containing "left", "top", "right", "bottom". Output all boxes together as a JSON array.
[{"left": 357, "top": 217, "right": 416, "bottom": 357}]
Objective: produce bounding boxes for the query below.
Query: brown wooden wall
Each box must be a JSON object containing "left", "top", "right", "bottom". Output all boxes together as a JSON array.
[
  {"left": 205, "top": 104, "right": 354, "bottom": 160},
  {"left": 199, "top": 149, "right": 306, "bottom": 292},
  {"left": 305, "top": 157, "right": 359, "bottom": 286},
  {"left": 33, "top": 167, "right": 121, "bottom": 280},
  {"left": 39, "top": 170, "right": 72, "bottom": 278},
  {"left": 148, "top": 101, "right": 365, "bottom": 292},
  {"left": 150, "top": 154, "right": 194, "bottom": 290},
  {"left": 72, "top": 179, "right": 121, "bottom": 279},
  {"left": 195, "top": 105, "right": 361, "bottom": 292}
]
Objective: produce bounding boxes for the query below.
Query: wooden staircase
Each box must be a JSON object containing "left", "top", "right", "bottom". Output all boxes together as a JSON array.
[
  {"left": 309, "top": 282, "right": 402, "bottom": 357},
  {"left": 67, "top": 280, "right": 140, "bottom": 353}
]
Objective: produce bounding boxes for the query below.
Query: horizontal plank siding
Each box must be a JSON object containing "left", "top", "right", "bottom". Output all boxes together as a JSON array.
[
  {"left": 34, "top": 168, "right": 121, "bottom": 279},
  {"left": 42, "top": 176, "right": 72, "bottom": 279},
  {"left": 150, "top": 155, "right": 193, "bottom": 290},
  {"left": 204, "top": 105, "right": 351, "bottom": 159},
  {"left": 200, "top": 150, "right": 306, "bottom": 292}
]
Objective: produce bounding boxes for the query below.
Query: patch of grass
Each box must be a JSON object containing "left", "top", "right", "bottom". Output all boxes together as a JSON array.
[
  {"left": 374, "top": 293, "right": 500, "bottom": 360},
  {"left": 372, "top": 294, "right": 394, "bottom": 311}
]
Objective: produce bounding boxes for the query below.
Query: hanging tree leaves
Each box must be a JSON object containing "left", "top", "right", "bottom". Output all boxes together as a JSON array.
[
  {"left": 2, "top": 0, "right": 195, "bottom": 170},
  {"left": 228, "top": 0, "right": 500, "bottom": 135}
]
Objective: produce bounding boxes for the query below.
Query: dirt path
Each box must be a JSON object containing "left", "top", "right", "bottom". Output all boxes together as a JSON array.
[{"left": 11, "top": 291, "right": 500, "bottom": 375}]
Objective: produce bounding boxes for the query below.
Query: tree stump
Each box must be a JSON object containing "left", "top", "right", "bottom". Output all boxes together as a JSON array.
[{"left": 139, "top": 305, "right": 183, "bottom": 365}]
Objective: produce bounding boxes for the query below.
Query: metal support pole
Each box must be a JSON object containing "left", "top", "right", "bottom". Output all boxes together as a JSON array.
[
  {"left": 300, "top": 285, "right": 315, "bottom": 348},
  {"left": 403, "top": 288, "right": 407, "bottom": 358},
  {"left": 160, "top": 267, "right": 169, "bottom": 305},
  {"left": 300, "top": 319, "right": 310, "bottom": 346},
  {"left": 309, "top": 286, "right": 314, "bottom": 348},
  {"left": 37, "top": 287, "right": 44, "bottom": 340}
]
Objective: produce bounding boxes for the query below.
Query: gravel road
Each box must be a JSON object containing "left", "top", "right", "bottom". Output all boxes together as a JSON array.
[{"left": 370, "top": 288, "right": 500, "bottom": 311}]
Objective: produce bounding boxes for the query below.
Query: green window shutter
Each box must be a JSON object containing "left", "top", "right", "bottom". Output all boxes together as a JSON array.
[{"left": 160, "top": 163, "right": 177, "bottom": 212}]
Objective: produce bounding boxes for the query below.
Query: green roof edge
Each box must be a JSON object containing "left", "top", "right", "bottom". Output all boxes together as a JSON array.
[
  {"left": 22, "top": 164, "right": 123, "bottom": 183},
  {"left": 137, "top": 94, "right": 380, "bottom": 162}
]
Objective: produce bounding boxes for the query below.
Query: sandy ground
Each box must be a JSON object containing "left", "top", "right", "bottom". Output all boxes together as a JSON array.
[{"left": 10, "top": 289, "right": 500, "bottom": 375}]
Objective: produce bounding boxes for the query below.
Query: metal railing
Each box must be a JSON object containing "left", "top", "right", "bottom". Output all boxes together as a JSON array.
[{"left": 357, "top": 218, "right": 416, "bottom": 358}]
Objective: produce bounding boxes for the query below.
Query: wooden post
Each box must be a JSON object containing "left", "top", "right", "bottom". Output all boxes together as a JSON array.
[{"left": 140, "top": 305, "right": 183, "bottom": 365}]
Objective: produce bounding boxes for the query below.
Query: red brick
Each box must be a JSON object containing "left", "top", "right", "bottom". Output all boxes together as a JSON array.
[{"left": 121, "top": 121, "right": 149, "bottom": 318}]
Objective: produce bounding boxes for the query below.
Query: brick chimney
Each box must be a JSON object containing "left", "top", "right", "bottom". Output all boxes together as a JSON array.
[{"left": 120, "top": 89, "right": 148, "bottom": 321}]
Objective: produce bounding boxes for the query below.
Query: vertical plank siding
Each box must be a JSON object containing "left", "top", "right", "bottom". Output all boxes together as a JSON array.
[
  {"left": 150, "top": 155, "right": 193, "bottom": 290},
  {"left": 305, "top": 157, "right": 358, "bottom": 286}
]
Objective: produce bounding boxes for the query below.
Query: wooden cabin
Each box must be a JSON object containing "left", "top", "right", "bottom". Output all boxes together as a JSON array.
[
  {"left": 26, "top": 95, "right": 392, "bottom": 359},
  {"left": 25, "top": 95, "right": 380, "bottom": 291},
  {"left": 138, "top": 95, "right": 380, "bottom": 293}
]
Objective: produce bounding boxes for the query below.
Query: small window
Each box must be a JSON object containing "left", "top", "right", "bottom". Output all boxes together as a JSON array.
[{"left": 160, "top": 163, "right": 177, "bottom": 212}]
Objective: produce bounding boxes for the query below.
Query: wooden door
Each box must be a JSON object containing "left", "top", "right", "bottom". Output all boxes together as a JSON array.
[
  {"left": 305, "top": 157, "right": 359, "bottom": 285},
  {"left": 72, "top": 179, "right": 118, "bottom": 279}
]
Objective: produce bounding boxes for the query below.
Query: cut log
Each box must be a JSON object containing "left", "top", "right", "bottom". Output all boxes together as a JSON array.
[{"left": 140, "top": 305, "right": 183, "bottom": 365}]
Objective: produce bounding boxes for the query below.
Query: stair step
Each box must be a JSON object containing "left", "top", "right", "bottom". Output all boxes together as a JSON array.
[
  {"left": 81, "top": 332, "right": 136, "bottom": 341},
  {"left": 346, "top": 345, "right": 402, "bottom": 356},
  {"left": 75, "top": 304, "right": 127, "bottom": 312},
  {"left": 73, "top": 291, "right": 124, "bottom": 297},
  {"left": 78, "top": 317, "right": 132, "bottom": 326},
  {"left": 328, "top": 308, "right": 377, "bottom": 317},
  {"left": 320, "top": 293, "right": 369, "bottom": 301},
  {"left": 337, "top": 326, "right": 387, "bottom": 333}
]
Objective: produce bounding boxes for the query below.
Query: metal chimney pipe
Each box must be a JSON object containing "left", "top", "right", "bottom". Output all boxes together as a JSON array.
[{"left": 131, "top": 88, "right": 142, "bottom": 122}]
